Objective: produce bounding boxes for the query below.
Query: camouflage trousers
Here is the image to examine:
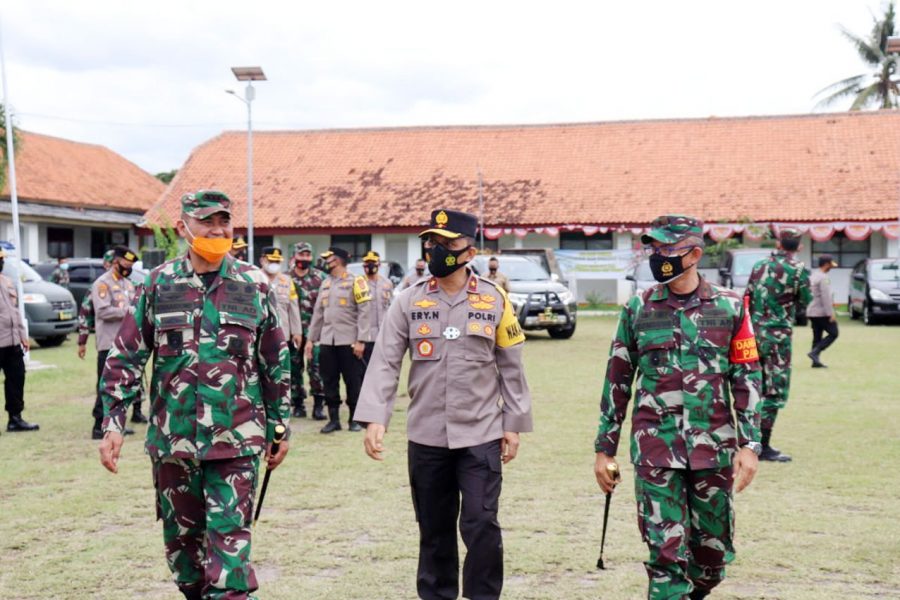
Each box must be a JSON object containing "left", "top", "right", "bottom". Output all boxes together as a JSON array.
[
  {"left": 757, "top": 326, "right": 793, "bottom": 430},
  {"left": 289, "top": 339, "right": 323, "bottom": 407},
  {"left": 634, "top": 465, "right": 735, "bottom": 600},
  {"left": 152, "top": 455, "right": 260, "bottom": 600}
]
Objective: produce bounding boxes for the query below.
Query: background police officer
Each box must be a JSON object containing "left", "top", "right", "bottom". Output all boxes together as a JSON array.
[
  {"left": 259, "top": 246, "right": 303, "bottom": 354},
  {"left": 89, "top": 245, "right": 140, "bottom": 438},
  {"left": 806, "top": 254, "right": 839, "bottom": 368},
  {"left": 595, "top": 215, "right": 761, "bottom": 600},
  {"left": 485, "top": 255, "right": 510, "bottom": 291},
  {"left": 360, "top": 250, "right": 393, "bottom": 366},
  {"left": 306, "top": 247, "right": 372, "bottom": 433},
  {"left": 356, "top": 209, "right": 532, "bottom": 600},
  {"left": 744, "top": 229, "right": 812, "bottom": 462},
  {"left": 0, "top": 248, "right": 39, "bottom": 433},
  {"left": 399, "top": 258, "right": 427, "bottom": 290},
  {"left": 98, "top": 190, "right": 290, "bottom": 600}
]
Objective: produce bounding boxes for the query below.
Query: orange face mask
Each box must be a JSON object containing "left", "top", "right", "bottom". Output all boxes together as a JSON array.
[{"left": 184, "top": 224, "right": 233, "bottom": 264}]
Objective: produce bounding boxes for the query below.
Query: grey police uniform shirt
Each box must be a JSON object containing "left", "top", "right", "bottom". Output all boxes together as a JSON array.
[
  {"left": 0, "top": 274, "right": 28, "bottom": 348},
  {"left": 308, "top": 271, "right": 372, "bottom": 346},
  {"left": 354, "top": 271, "right": 533, "bottom": 449},
  {"left": 270, "top": 272, "right": 302, "bottom": 341},
  {"left": 363, "top": 274, "right": 393, "bottom": 343},
  {"left": 806, "top": 269, "right": 834, "bottom": 318},
  {"left": 91, "top": 269, "right": 136, "bottom": 351}
]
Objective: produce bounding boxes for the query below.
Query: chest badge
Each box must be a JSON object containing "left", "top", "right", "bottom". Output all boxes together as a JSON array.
[
  {"left": 417, "top": 324, "right": 432, "bottom": 335},
  {"left": 417, "top": 339, "right": 434, "bottom": 357},
  {"left": 443, "top": 326, "right": 461, "bottom": 340}
]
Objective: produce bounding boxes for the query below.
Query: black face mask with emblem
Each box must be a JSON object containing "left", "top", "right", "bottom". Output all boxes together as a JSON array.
[
  {"left": 296, "top": 260, "right": 312, "bottom": 270},
  {"left": 427, "top": 244, "right": 470, "bottom": 278},
  {"left": 364, "top": 264, "right": 378, "bottom": 275},
  {"left": 649, "top": 252, "right": 688, "bottom": 284}
]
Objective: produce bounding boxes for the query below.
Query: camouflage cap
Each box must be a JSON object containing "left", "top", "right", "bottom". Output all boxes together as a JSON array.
[
  {"left": 641, "top": 215, "right": 704, "bottom": 245},
  {"left": 293, "top": 242, "right": 313, "bottom": 255},
  {"left": 778, "top": 227, "right": 802, "bottom": 242},
  {"left": 181, "top": 190, "right": 231, "bottom": 219},
  {"left": 103, "top": 249, "right": 115, "bottom": 263}
]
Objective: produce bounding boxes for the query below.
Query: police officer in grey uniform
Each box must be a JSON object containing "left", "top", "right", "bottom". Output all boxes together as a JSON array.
[
  {"left": 306, "top": 247, "right": 373, "bottom": 433},
  {"left": 807, "top": 254, "right": 839, "bottom": 368},
  {"left": 90, "top": 246, "right": 138, "bottom": 439},
  {"left": 360, "top": 250, "right": 393, "bottom": 366},
  {"left": 355, "top": 209, "right": 533, "bottom": 600},
  {"left": 0, "top": 248, "right": 39, "bottom": 432}
]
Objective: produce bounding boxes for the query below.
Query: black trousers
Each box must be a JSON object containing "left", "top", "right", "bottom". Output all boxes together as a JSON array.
[
  {"left": 408, "top": 440, "right": 504, "bottom": 600},
  {"left": 0, "top": 345, "right": 26, "bottom": 416},
  {"left": 363, "top": 341, "right": 375, "bottom": 370},
  {"left": 810, "top": 317, "right": 839, "bottom": 355},
  {"left": 318, "top": 344, "right": 364, "bottom": 419},
  {"left": 92, "top": 349, "right": 110, "bottom": 421}
]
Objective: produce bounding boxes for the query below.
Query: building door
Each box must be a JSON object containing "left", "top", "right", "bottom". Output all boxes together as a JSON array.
[
  {"left": 91, "top": 228, "right": 129, "bottom": 258},
  {"left": 330, "top": 234, "right": 372, "bottom": 261},
  {"left": 47, "top": 227, "right": 74, "bottom": 258}
]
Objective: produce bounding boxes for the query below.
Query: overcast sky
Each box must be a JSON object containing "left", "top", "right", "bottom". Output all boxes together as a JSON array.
[{"left": 0, "top": 0, "right": 888, "bottom": 174}]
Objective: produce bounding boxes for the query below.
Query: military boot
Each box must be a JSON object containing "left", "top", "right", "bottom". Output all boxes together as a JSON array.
[
  {"left": 312, "top": 396, "right": 327, "bottom": 420},
  {"left": 293, "top": 402, "right": 307, "bottom": 418},
  {"left": 131, "top": 404, "right": 149, "bottom": 424},
  {"left": 689, "top": 589, "right": 710, "bottom": 600},
  {"left": 92, "top": 418, "right": 104, "bottom": 440},
  {"left": 807, "top": 350, "right": 826, "bottom": 368},
  {"left": 7, "top": 414, "right": 39, "bottom": 432},
  {"left": 760, "top": 428, "right": 792, "bottom": 462},
  {"left": 177, "top": 583, "right": 203, "bottom": 600},
  {"left": 320, "top": 406, "right": 342, "bottom": 434}
]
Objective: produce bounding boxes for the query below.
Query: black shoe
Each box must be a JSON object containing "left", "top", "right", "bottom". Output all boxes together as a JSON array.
[
  {"left": 292, "top": 405, "right": 307, "bottom": 418},
  {"left": 313, "top": 407, "right": 326, "bottom": 421},
  {"left": 131, "top": 410, "right": 149, "bottom": 424},
  {"left": 348, "top": 421, "right": 362, "bottom": 432},
  {"left": 124, "top": 427, "right": 136, "bottom": 436},
  {"left": 760, "top": 445, "right": 792, "bottom": 462},
  {"left": 320, "top": 420, "right": 342, "bottom": 434},
  {"left": 7, "top": 415, "right": 39, "bottom": 432},
  {"left": 807, "top": 351, "right": 827, "bottom": 368},
  {"left": 92, "top": 428, "right": 104, "bottom": 440},
  {"left": 811, "top": 361, "right": 827, "bottom": 368},
  {"left": 689, "top": 590, "right": 710, "bottom": 600}
]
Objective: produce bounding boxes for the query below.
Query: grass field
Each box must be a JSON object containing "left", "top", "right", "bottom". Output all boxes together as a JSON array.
[{"left": 0, "top": 316, "right": 898, "bottom": 599}]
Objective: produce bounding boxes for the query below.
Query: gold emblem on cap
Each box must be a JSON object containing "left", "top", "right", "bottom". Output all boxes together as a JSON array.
[
  {"left": 435, "top": 210, "right": 449, "bottom": 229},
  {"left": 661, "top": 261, "right": 673, "bottom": 276}
]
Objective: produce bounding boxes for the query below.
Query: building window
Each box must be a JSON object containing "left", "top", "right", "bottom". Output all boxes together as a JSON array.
[
  {"left": 478, "top": 238, "right": 500, "bottom": 252},
  {"left": 812, "top": 233, "right": 869, "bottom": 268},
  {"left": 331, "top": 234, "right": 372, "bottom": 261},
  {"left": 90, "top": 228, "right": 129, "bottom": 258},
  {"left": 47, "top": 227, "right": 74, "bottom": 258},
  {"left": 559, "top": 231, "right": 613, "bottom": 250}
]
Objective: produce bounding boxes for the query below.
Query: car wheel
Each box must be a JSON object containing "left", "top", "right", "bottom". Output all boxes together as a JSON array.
[
  {"left": 863, "top": 301, "right": 877, "bottom": 326},
  {"left": 848, "top": 297, "right": 860, "bottom": 320},
  {"left": 548, "top": 323, "right": 576, "bottom": 339},
  {"left": 35, "top": 335, "right": 66, "bottom": 348}
]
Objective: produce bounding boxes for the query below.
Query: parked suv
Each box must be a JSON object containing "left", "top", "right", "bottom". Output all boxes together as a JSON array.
[
  {"left": 470, "top": 254, "right": 577, "bottom": 339},
  {"left": 35, "top": 258, "right": 148, "bottom": 306},
  {"left": 848, "top": 258, "right": 900, "bottom": 325},
  {"left": 718, "top": 248, "right": 773, "bottom": 296},
  {"left": 0, "top": 243, "right": 77, "bottom": 347}
]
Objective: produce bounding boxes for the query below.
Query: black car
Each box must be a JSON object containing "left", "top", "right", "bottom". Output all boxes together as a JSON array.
[
  {"left": 848, "top": 258, "right": 900, "bottom": 325},
  {"left": 470, "top": 254, "right": 577, "bottom": 339}
]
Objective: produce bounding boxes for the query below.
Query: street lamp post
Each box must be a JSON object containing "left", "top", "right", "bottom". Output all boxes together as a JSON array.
[{"left": 228, "top": 66, "right": 266, "bottom": 262}]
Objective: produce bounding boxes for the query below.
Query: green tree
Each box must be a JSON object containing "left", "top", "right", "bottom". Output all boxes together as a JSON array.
[
  {"left": 0, "top": 103, "right": 22, "bottom": 192},
  {"left": 150, "top": 215, "right": 183, "bottom": 260},
  {"left": 816, "top": 2, "right": 900, "bottom": 110},
  {"left": 155, "top": 169, "right": 178, "bottom": 184}
]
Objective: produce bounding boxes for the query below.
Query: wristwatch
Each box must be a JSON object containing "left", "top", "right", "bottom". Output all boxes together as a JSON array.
[{"left": 742, "top": 442, "right": 762, "bottom": 456}]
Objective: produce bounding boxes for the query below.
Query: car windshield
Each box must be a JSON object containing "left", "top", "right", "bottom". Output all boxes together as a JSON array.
[
  {"left": 1, "top": 258, "right": 43, "bottom": 283},
  {"left": 481, "top": 257, "right": 549, "bottom": 281},
  {"left": 869, "top": 261, "right": 900, "bottom": 281},
  {"left": 732, "top": 252, "right": 771, "bottom": 276}
]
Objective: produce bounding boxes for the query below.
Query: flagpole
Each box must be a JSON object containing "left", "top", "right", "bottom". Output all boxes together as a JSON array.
[{"left": 0, "top": 18, "right": 29, "bottom": 346}]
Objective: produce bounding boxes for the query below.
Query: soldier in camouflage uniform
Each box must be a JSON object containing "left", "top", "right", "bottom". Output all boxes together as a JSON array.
[
  {"left": 744, "top": 229, "right": 812, "bottom": 463},
  {"left": 98, "top": 190, "right": 291, "bottom": 600},
  {"left": 595, "top": 215, "right": 762, "bottom": 600},
  {"left": 49, "top": 257, "right": 70, "bottom": 288},
  {"left": 289, "top": 241, "right": 326, "bottom": 419}
]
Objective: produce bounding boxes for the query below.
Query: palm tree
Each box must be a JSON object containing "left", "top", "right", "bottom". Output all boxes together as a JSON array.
[
  {"left": 816, "top": 2, "right": 900, "bottom": 110},
  {"left": 0, "top": 102, "right": 21, "bottom": 192}
]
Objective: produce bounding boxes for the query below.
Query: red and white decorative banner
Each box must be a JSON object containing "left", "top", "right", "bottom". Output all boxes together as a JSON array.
[
  {"left": 882, "top": 223, "right": 900, "bottom": 240},
  {"left": 513, "top": 228, "right": 529, "bottom": 239},
  {"left": 545, "top": 227, "right": 559, "bottom": 237},
  {"left": 582, "top": 226, "right": 600, "bottom": 236},
  {"left": 483, "top": 227, "right": 504, "bottom": 240},
  {"left": 807, "top": 224, "right": 836, "bottom": 242},
  {"left": 707, "top": 224, "right": 739, "bottom": 242},
  {"left": 843, "top": 223, "right": 873, "bottom": 241}
]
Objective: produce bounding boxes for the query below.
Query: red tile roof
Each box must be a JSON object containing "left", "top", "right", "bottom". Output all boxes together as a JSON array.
[
  {"left": 2, "top": 131, "right": 164, "bottom": 213},
  {"left": 145, "top": 111, "right": 900, "bottom": 231}
]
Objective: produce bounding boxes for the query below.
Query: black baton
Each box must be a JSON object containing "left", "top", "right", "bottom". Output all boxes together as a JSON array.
[
  {"left": 597, "top": 462, "right": 620, "bottom": 570},
  {"left": 253, "top": 423, "right": 287, "bottom": 526}
]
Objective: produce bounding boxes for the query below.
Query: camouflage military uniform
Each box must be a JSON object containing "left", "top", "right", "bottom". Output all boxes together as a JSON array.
[
  {"left": 596, "top": 215, "right": 762, "bottom": 600},
  {"left": 101, "top": 192, "right": 291, "bottom": 600},
  {"left": 50, "top": 264, "right": 70, "bottom": 287},
  {"left": 744, "top": 249, "right": 811, "bottom": 434},
  {"left": 76, "top": 292, "right": 94, "bottom": 347},
  {"left": 288, "top": 243, "right": 326, "bottom": 415}
]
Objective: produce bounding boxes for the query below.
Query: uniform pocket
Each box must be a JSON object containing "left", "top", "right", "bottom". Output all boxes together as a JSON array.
[
  {"left": 409, "top": 321, "right": 441, "bottom": 361},
  {"left": 154, "top": 315, "right": 192, "bottom": 357},
  {"left": 637, "top": 339, "right": 676, "bottom": 378},
  {"left": 217, "top": 314, "right": 257, "bottom": 358}
]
